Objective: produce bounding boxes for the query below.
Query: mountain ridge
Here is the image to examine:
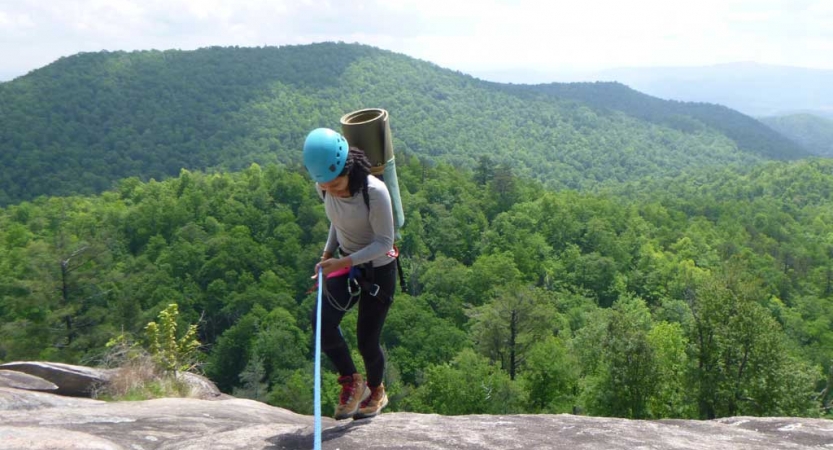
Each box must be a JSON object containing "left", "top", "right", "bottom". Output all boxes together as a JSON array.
[
  {"left": 0, "top": 42, "right": 809, "bottom": 205},
  {"left": 590, "top": 62, "right": 833, "bottom": 118},
  {"left": 760, "top": 113, "right": 833, "bottom": 157}
]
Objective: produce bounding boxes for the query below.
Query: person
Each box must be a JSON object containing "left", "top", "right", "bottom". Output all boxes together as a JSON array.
[{"left": 303, "top": 127, "right": 397, "bottom": 420}]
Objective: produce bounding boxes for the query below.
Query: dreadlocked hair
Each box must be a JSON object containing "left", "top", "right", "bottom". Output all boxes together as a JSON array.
[{"left": 343, "top": 147, "right": 372, "bottom": 196}]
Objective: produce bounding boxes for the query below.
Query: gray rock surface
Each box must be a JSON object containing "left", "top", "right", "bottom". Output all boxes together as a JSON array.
[
  {"left": 176, "top": 371, "right": 230, "bottom": 400},
  {"left": 0, "top": 387, "right": 103, "bottom": 411},
  {"left": 0, "top": 390, "right": 831, "bottom": 450},
  {"left": 0, "top": 361, "right": 228, "bottom": 400},
  {"left": 0, "top": 394, "right": 322, "bottom": 450},
  {"left": 0, "top": 361, "right": 114, "bottom": 397},
  {"left": 0, "top": 370, "right": 58, "bottom": 391}
]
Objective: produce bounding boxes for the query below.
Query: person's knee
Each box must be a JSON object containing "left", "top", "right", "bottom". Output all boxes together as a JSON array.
[
  {"left": 357, "top": 338, "right": 381, "bottom": 358},
  {"left": 321, "top": 325, "right": 348, "bottom": 352},
  {"left": 322, "top": 337, "right": 347, "bottom": 353}
]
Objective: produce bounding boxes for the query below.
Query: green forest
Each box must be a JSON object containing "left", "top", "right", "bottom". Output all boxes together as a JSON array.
[
  {"left": 761, "top": 114, "right": 833, "bottom": 157},
  {"left": 1, "top": 43, "right": 832, "bottom": 420},
  {"left": 2, "top": 155, "right": 833, "bottom": 419},
  {"left": 0, "top": 43, "right": 808, "bottom": 206}
]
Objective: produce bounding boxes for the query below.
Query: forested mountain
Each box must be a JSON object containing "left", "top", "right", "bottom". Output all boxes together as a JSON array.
[
  {"left": 1, "top": 156, "right": 833, "bottom": 419},
  {"left": 2, "top": 42, "right": 831, "bottom": 421},
  {"left": 760, "top": 114, "right": 833, "bottom": 157},
  {"left": 509, "top": 81, "right": 807, "bottom": 160},
  {"left": 0, "top": 43, "right": 809, "bottom": 206}
]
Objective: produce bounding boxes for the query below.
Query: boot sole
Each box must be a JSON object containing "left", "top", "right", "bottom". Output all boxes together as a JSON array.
[{"left": 353, "top": 395, "right": 389, "bottom": 420}]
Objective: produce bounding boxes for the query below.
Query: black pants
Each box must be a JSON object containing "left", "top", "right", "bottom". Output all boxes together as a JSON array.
[{"left": 312, "top": 260, "right": 396, "bottom": 387}]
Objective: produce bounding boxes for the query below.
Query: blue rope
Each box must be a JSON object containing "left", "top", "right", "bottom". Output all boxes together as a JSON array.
[{"left": 314, "top": 267, "right": 323, "bottom": 450}]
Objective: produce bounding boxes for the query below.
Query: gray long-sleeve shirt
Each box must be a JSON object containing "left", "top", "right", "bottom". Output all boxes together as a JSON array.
[{"left": 318, "top": 175, "right": 396, "bottom": 268}]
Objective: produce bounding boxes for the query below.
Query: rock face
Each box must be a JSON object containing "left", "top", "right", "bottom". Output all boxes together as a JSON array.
[
  {"left": 0, "top": 361, "right": 831, "bottom": 449},
  {"left": 0, "top": 361, "right": 114, "bottom": 397},
  {"left": 0, "top": 394, "right": 322, "bottom": 450},
  {"left": 177, "top": 371, "right": 229, "bottom": 400},
  {"left": 0, "top": 361, "right": 225, "bottom": 400},
  {"left": 0, "top": 370, "right": 58, "bottom": 391},
  {"left": 0, "top": 387, "right": 102, "bottom": 411},
  {"left": 1, "top": 395, "right": 832, "bottom": 449}
]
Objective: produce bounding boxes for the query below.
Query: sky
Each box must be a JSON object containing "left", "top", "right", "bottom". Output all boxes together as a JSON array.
[{"left": 2, "top": 0, "right": 833, "bottom": 82}]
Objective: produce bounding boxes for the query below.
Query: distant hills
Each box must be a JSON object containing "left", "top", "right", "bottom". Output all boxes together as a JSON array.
[
  {"left": 502, "top": 81, "right": 803, "bottom": 161},
  {"left": 0, "top": 43, "right": 811, "bottom": 205},
  {"left": 480, "top": 62, "right": 833, "bottom": 120},
  {"left": 590, "top": 63, "right": 833, "bottom": 119},
  {"left": 760, "top": 114, "right": 833, "bottom": 157}
]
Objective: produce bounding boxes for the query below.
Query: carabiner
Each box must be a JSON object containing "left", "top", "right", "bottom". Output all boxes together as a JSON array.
[{"left": 347, "top": 276, "right": 361, "bottom": 297}]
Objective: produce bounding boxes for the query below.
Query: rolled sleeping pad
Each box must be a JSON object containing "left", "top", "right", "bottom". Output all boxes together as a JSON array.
[
  {"left": 340, "top": 108, "right": 405, "bottom": 233},
  {"left": 339, "top": 108, "right": 393, "bottom": 172}
]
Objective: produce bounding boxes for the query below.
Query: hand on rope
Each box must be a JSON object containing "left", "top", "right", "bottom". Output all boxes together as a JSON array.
[{"left": 312, "top": 253, "right": 353, "bottom": 279}]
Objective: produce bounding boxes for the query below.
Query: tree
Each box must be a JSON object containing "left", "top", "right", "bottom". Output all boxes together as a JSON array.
[
  {"left": 405, "top": 348, "right": 525, "bottom": 415},
  {"left": 689, "top": 268, "right": 819, "bottom": 418},
  {"left": 467, "top": 252, "right": 522, "bottom": 305},
  {"left": 234, "top": 356, "right": 268, "bottom": 401},
  {"left": 487, "top": 164, "right": 519, "bottom": 218},
  {"left": 251, "top": 307, "right": 307, "bottom": 387},
  {"left": 646, "top": 321, "right": 693, "bottom": 418},
  {"left": 417, "top": 255, "right": 472, "bottom": 324},
  {"left": 521, "top": 335, "right": 579, "bottom": 413},
  {"left": 473, "top": 155, "right": 495, "bottom": 186},
  {"left": 144, "top": 303, "right": 202, "bottom": 373},
  {"left": 583, "top": 296, "right": 658, "bottom": 419},
  {"left": 383, "top": 293, "right": 469, "bottom": 385},
  {"left": 205, "top": 313, "right": 258, "bottom": 392},
  {"left": 468, "top": 285, "right": 560, "bottom": 380}
]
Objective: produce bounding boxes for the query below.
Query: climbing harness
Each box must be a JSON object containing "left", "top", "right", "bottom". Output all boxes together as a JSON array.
[
  {"left": 322, "top": 263, "right": 385, "bottom": 312},
  {"left": 322, "top": 187, "right": 407, "bottom": 294}
]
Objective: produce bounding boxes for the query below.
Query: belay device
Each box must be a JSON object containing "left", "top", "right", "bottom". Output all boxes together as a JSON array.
[{"left": 339, "top": 108, "right": 405, "bottom": 236}]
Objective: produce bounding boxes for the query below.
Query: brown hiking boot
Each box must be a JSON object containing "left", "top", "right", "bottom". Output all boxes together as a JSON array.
[
  {"left": 354, "top": 383, "right": 388, "bottom": 419},
  {"left": 334, "top": 373, "right": 369, "bottom": 420}
]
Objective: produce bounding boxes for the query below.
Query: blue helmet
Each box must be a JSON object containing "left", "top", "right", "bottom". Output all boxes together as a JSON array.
[{"left": 303, "top": 128, "right": 348, "bottom": 183}]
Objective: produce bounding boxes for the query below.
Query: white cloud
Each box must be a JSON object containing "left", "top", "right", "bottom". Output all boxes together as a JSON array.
[
  {"left": 1, "top": 0, "right": 832, "bottom": 81},
  {"left": 0, "top": 8, "right": 35, "bottom": 33}
]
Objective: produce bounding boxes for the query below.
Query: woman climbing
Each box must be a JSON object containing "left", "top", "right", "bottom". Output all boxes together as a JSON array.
[{"left": 304, "top": 127, "right": 396, "bottom": 420}]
